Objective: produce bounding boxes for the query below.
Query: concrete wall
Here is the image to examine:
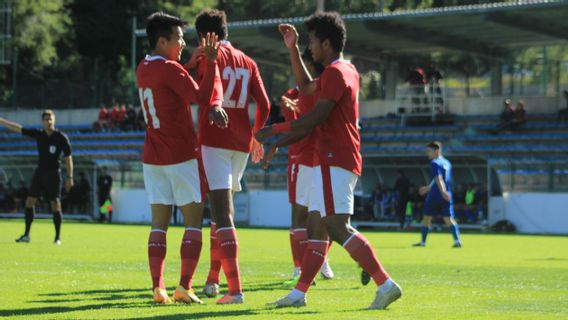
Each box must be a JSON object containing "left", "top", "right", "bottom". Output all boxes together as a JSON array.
[
  {"left": 489, "top": 193, "right": 568, "bottom": 234},
  {"left": 0, "top": 108, "right": 100, "bottom": 127}
]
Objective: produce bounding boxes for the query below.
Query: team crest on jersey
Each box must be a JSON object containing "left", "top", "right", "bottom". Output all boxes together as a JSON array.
[{"left": 49, "top": 145, "right": 56, "bottom": 154}]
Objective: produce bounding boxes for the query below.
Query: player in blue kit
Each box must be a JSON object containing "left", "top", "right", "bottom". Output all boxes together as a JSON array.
[{"left": 414, "top": 141, "right": 462, "bottom": 248}]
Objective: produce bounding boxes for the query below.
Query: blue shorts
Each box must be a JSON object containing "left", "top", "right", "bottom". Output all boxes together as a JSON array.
[{"left": 423, "top": 200, "right": 454, "bottom": 218}]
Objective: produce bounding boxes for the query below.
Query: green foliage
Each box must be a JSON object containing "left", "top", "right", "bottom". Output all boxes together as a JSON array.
[
  {"left": 360, "top": 70, "right": 381, "bottom": 100},
  {"left": 1, "top": 220, "right": 567, "bottom": 319},
  {"left": 11, "top": 0, "right": 72, "bottom": 71}
]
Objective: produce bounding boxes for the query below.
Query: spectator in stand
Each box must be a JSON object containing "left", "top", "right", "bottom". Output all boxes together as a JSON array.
[
  {"left": 495, "top": 99, "right": 514, "bottom": 133},
  {"left": 95, "top": 104, "right": 110, "bottom": 132},
  {"left": 76, "top": 171, "right": 91, "bottom": 213},
  {"left": 558, "top": 90, "right": 568, "bottom": 121},
  {"left": 124, "top": 105, "right": 137, "bottom": 131},
  {"left": 372, "top": 183, "right": 384, "bottom": 220},
  {"left": 393, "top": 170, "right": 410, "bottom": 230},
  {"left": 118, "top": 104, "right": 127, "bottom": 130},
  {"left": 136, "top": 106, "right": 146, "bottom": 130},
  {"left": 110, "top": 103, "right": 121, "bottom": 131},
  {"left": 405, "top": 67, "right": 427, "bottom": 112},
  {"left": 382, "top": 188, "right": 394, "bottom": 218},
  {"left": 511, "top": 100, "right": 527, "bottom": 130},
  {"left": 426, "top": 64, "right": 444, "bottom": 110},
  {"left": 14, "top": 180, "right": 28, "bottom": 212}
]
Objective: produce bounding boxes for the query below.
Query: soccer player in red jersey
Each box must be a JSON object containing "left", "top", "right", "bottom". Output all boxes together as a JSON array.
[
  {"left": 136, "top": 12, "right": 226, "bottom": 305},
  {"left": 279, "top": 48, "right": 334, "bottom": 286},
  {"left": 186, "top": 9, "right": 271, "bottom": 305},
  {"left": 257, "top": 12, "right": 402, "bottom": 309}
]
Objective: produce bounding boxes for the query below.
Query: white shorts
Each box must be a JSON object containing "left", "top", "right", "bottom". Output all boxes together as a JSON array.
[
  {"left": 310, "top": 165, "right": 358, "bottom": 217},
  {"left": 201, "top": 145, "right": 249, "bottom": 192},
  {"left": 295, "top": 165, "right": 314, "bottom": 208},
  {"left": 143, "top": 159, "right": 202, "bottom": 206}
]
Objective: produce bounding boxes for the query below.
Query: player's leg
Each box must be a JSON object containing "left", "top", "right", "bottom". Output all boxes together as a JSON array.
[
  {"left": 443, "top": 202, "right": 462, "bottom": 247},
  {"left": 143, "top": 163, "right": 175, "bottom": 304},
  {"left": 17, "top": 170, "right": 41, "bottom": 242},
  {"left": 50, "top": 199, "right": 63, "bottom": 244},
  {"left": 201, "top": 146, "right": 244, "bottom": 304},
  {"left": 175, "top": 202, "right": 205, "bottom": 304},
  {"left": 16, "top": 196, "right": 37, "bottom": 242},
  {"left": 204, "top": 199, "right": 221, "bottom": 297},
  {"left": 47, "top": 171, "right": 63, "bottom": 244},
  {"left": 165, "top": 159, "right": 206, "bottom": 304},
  {"left": 269, "top": 210, "right": 328, "bottom": 307},
  {"left": 414, "top": 215, "right": 432, "bottom": 247},
  {"left": 149, "top": 204, "right": 172, "bottom": 304},
  {"left": 323, "top": 165, "right": 401, "bottom": 310}
]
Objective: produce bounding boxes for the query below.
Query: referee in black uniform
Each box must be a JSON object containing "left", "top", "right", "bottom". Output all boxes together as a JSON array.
[{"left": 0, "top": 110, "right": 74, "bottom": 244}]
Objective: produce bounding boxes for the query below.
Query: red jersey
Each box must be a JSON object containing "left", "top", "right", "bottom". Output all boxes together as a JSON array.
[
  {"left": 281, "top": 87, "right": 317, "bottom": 167},
  {"left": 196, "top": 42, "right": 270, "bottom": 153},
  {"left": 136, "top": 55, "right": 222, "bottom": 165},
  {"left": 98, "top": 109, "right": 109, "bottom": 121},
  {"left": 316, "top": 60, "right": 362, "bottom": 176}
]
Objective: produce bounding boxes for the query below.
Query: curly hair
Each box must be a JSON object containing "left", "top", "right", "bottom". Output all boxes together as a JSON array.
[
  {"left": 304, "top": 11, "right": 346, "bottom": 52},
  {"left": 195, "top": 9, "right": 228, "bottom": 40}
]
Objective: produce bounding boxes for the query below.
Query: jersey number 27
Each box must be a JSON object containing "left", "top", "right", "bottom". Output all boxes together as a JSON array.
[{"left": 222, "top": 66, "right": 250, "bottom": 109}]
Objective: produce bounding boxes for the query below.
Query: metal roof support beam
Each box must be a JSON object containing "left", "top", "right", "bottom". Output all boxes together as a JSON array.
[
  {"left": 486, "top": 12, "right": 568, "bottom": 40},
  {"left": 364, "top": 20, "right": 504, "bottom": 58}
]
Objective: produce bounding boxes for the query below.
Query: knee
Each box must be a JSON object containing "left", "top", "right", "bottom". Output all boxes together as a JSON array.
[
  {"left": 51, "top": 200, "right": 62, "bottom": 212},
  {"left": 324, "top": 219, "right": 351, "bottom": 244}
]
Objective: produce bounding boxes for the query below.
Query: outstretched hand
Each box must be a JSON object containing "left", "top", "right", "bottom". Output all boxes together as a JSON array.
[
  {"left": 201, "top": 32, "right": 221, "bottom": 62},
  {"left": 278, "top": 24, "right": 298, "bottom": 50},
  {"left": 282, "top": 96, "right": 299, "bottom": 113},
  {"left": 251, "top": 139, "right": 264, "bottom": 164}
]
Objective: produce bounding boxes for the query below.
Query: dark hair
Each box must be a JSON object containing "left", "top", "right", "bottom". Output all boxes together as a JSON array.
[
  {"left": 426, "top": 141, "right": 442, "bottom": 150},
  {"left": 302, "top": 46, "right": 325, "bottom": 74},
  {"left": 195, "top": 9, "right": 228, "bottom": 40},
  {"left": 146, "top": 12, "right": 187, "bottom": 49},
  {"left": 42, "top": 109, "right": 54, "bottom": 119},
  {"left": 304, "top": 11, "right": 346, "bottom": 52}
]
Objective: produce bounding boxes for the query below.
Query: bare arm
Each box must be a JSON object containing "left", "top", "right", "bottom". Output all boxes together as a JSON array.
[
  {"left": 65, "top": 156, "right": 74, "bottom": 192},
  {"left": 255, "top": 99, "right": 334, "bottom": 143},
  {"left": 435, "top": 175, "right": 451, "bottom": 201},
  {"left": 278, "top": 24, "right": 317, "bottom": 96},
  {"left": 0, "top": 117, "right": 23, "bottom": 134}
]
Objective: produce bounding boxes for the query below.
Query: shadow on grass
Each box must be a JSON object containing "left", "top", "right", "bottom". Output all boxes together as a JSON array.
[
  {"left": 16, "top": 280, "right": 299, "bottom": 318},
  {"left": 0, "top": 302, "right": 147, "bottom": 317}
]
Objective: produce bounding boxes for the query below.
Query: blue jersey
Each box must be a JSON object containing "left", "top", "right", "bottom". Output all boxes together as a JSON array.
[{"left": 426, "top": 157, "right": 452, "bottom": 204}]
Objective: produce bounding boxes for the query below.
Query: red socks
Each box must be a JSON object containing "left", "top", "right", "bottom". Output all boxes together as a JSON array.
[
  {"left": 344, "top": 233, "right": 389, "bottom": 286},
  {"left": 179, "top": 228, "right": 202, "bottom": 290},
  {"left": 291, "top": 228, "right": 308, "bottom": 268},
  {"left": 148, "top": 230, "right": 167, "bottom": 290},
  {"left": 295, "top": 240, "right": 328, "bottom": 293},
  {"left": 206, "top": 222, "right": 222, "bottom": 284},
  {"left": 217, "top": 227, "right": 242, "bottom": 295}
]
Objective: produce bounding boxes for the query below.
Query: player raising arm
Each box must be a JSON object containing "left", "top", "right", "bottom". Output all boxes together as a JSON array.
[
  {"left": 258, "top": 13, "right": 402, "bottom": 310},
  {"left": 136, "top": 11, "right": 223, "bottom": 305}
]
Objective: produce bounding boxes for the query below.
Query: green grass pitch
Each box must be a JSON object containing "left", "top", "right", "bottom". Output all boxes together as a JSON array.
[{"left": 0, "top": 219, "right": 567, "bottom": 319}]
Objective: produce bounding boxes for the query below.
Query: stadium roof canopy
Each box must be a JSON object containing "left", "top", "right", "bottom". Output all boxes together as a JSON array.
[{"left": 136, "top": 0, "right": 568, "bottom": 66}]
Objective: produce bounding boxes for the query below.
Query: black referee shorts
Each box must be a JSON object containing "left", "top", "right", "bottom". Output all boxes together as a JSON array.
[{"left": 28, "top": 169, "right": 62, "bottom": 201}]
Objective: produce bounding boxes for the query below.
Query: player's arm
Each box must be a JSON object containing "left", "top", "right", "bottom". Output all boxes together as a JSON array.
[
  {"left": 435, "top": 175, "right": 451, "bottom": 202},
  {"left": 255, "top": 99, "right": 334, "bottom": 143},
  {"left": 262, "top": 129, "right": 311, "bottom": 169},
  {"left": 278, "top": 24, "right": 317, "bottom": 96},
  {"left": 62, "top": 134, "right": 74, "bottom": 192},
  {"left": 0, "top": 117, "right": 23, "bottom": 134}
]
